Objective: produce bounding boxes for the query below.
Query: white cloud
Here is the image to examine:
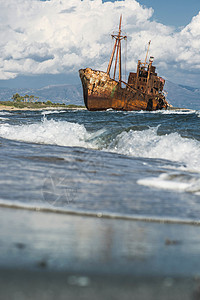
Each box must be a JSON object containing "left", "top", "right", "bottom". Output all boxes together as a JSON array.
[{"left": 0, "top": 0, "right": 200, "bottom": 85}]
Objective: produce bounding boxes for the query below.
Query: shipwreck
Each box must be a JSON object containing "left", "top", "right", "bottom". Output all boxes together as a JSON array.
[{"left": 79, "top": 16, "right": 170, "bottom": 111}]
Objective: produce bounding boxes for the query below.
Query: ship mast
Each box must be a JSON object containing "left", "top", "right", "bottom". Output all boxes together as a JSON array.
[
  {"left": 107, "top": 15, "right": 127, "bottom": 86},
  {"left": 144, "top": 40, "right": 151, "bottom": 66}
]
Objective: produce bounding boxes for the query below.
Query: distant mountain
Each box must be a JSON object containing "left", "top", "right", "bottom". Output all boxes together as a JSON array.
[
  {"left": 0, "top": 81, "right": 199, "bottom": 110},
  {"left": 0, "top": 84, "right": 83, "bottom": 105},
  {"left": 165, "top": 81, "right": 200, "bottom": 110}
]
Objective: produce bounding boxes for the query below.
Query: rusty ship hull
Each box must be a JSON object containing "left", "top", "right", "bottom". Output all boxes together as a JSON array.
[
  {"left": 79, "top": 16, "right": 170, "bottom": 112},
  {"left": 79, "top": 68, "right": 168, "bottom": 111}
]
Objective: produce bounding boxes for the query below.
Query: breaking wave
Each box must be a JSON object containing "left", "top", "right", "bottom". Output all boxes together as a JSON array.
[
  {"left": 0, "top": 118, "right": 93, "bottom": 148},
  {"left": 0, "top": 111, "right": 13, "bottom": 115},
  {"left": 123, "top": 109, "right": 197, "bottom": 115},
  {"left": 0, "top": 118, "right": 200, "bottom": 173},
  {"left": 41, "top": 110, "right": 67, "bottom": 115},
  {"left": 109, "top": 126, "right": 200, "bottom": 172},
  {"left": 0, "top": 117, "right": 9, "bottom": 121}
]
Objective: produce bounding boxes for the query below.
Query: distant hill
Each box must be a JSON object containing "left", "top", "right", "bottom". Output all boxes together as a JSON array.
[
  {"left": 0, "top": 81, "right": 199, "bottom": 110},
  {"left": 165, "top": 81, "right": 200, "bottom": 110},
  {"left": 0, "top": 84, "right": 83, "bottom": 105}
]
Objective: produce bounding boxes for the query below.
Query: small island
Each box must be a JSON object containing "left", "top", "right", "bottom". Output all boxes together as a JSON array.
[{"left": 0, "top": 93, "right": 85, "bottom": 110}]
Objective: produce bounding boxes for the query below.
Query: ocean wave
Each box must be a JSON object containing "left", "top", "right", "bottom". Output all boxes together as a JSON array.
[
  {"left": 160, "top": 109, "right": 197, "bottom": 115},
  {"left": 0, "top": 118, "right": 93, "bottom": 148},
  {"left": 0, "top": 117, "right": 9, "bottom": 121},
  {"left": 109, "top": 127, "right": 200, "bottom": 172},
  {"left": 0, "top": 111, "right": 12, "bottom": 116},
  {"left": 122, "top": 109, "right": 197, "bottom": 115},
  {"left": 0, "top": 119, "right": 200, "bottom": 172},
  {"left": 41, "top": 110, "right": 67, "bottom": 115}
]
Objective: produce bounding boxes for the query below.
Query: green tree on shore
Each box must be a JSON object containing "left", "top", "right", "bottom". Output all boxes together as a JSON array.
[
  {"left": 29, "top": 95, "right": 35, "bottom": 102},
  {"left": 24, "top": 95, "right": 29, "bottom": 103},
  {"left": 12, "top": 93, "right": 22, "bottom": 102},
  {"left": 12, "top": 93, "right": 38, "bottom": 103}
]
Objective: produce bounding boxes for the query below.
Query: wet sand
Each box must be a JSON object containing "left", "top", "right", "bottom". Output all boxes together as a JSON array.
[{"left": 0, "top": 206, "right": 200, "bottom": 299}]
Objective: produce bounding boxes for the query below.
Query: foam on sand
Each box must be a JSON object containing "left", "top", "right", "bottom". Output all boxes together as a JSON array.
[{"left": 137, "top": 173, "right": 200, "bottom": 195}]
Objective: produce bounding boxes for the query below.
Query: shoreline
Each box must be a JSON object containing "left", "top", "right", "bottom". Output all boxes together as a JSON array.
[
  {"left": 0, "top": 104, "right": 194, "bottom": 112},
  {"left": 0, "top": 105, "right": 86, "bottom": 111},
  {"left": 0, "top": 206, "right": 200, "bottom": 299}
]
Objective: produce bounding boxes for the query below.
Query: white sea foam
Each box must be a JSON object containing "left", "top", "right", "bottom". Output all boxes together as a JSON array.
[
  {"left": 137, "top": 176, "right": 191, "bottom": 192},
  {"left": 0, "top": 119, "right": 200, "bottom": 174},
  {"left": 0, "top": 111, "right": 12, "bottom": 116},
  {"left": 109, "top": 126, "right": 200, "bottom": 194},
  {"left": 41, "top": 110, "right": 66, "bottom": 115},
  {"left": 0, "top": 117, "right": 9, "bottom": 121},
  {"left": 123, "top": 109, "right": 197, "bottom": 115},
  {"left": 138, "top": 173, "right": 200, "bottom": 195},
  {"left": 0, "top": 118, "right": 94, "bottom": 148},
  {"left": 161, "top": 109, "right": 197, "bottom": 115},
  {"left": 107, "top": 126, "right": 200, "bottom": 194},
  {"left": 110, "top": 127, "right": 200, "bottom": 172}
]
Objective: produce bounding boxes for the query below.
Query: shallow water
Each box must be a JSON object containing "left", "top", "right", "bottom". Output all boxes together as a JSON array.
[{"left": 0, "top": 108, "right": 200, "bottom": 222}]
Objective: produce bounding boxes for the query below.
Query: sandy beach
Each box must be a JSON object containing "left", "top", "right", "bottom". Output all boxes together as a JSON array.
[
  {"left": 0, "top": 105, "right": 86, "bottom": 111},
  {"left": 0, "top": 206, "right": 200, "bottom": 299}
]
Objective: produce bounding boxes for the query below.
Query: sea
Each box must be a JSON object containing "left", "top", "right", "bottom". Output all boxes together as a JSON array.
[{"left": 0, "top": 108, "right": 200, "bottom": 224}]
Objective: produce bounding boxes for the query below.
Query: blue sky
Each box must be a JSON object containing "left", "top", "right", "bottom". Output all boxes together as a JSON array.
[
  {"left": 0, "top": 0, "right": 200, "bottom": 89},
  {"left": 104, "top": 0, "right": 200, "bottom": 27},
  {"left": 139, "top": 0, "right": 200, "bottom": 27}
]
